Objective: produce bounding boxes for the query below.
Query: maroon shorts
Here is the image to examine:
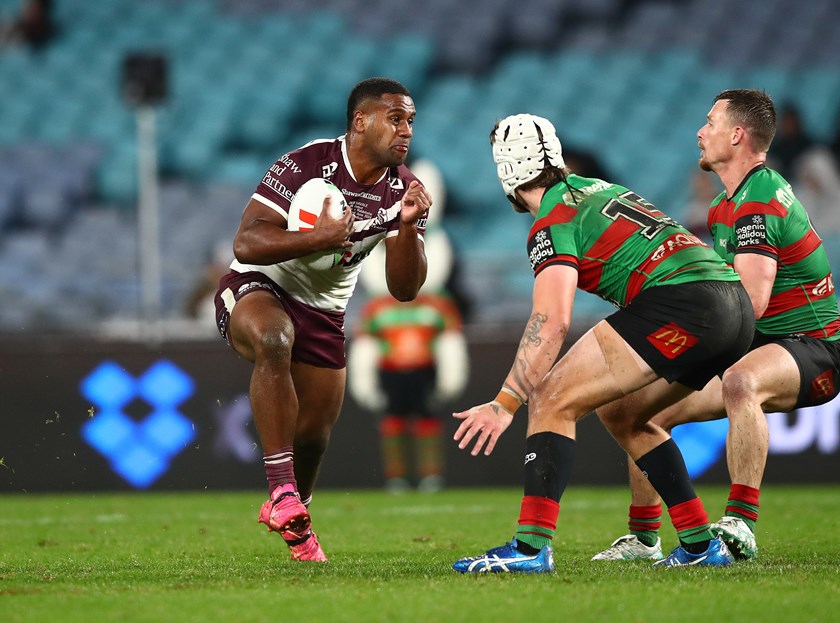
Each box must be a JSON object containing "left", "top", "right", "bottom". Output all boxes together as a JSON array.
[{"left": 214, "top": 270, "right": 346, "bottom": 369}]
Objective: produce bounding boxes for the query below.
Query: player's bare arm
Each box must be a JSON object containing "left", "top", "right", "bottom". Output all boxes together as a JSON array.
[
  {"left": 383, "top": 180, "right": 431, "bottom": 301},
  {"left": 233, "top": 196, "right": 354, "bottom": 265},
  {"left": 733, "top": 252, "right": 777, "bottom": 319},
  {"left": 453, "top": 265, "right": 576, "bottom": 456}
]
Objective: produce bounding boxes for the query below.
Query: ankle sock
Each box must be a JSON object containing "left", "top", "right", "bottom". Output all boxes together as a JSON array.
[
  {"left": 668, "top": 498, "right": 713, "bottom": 553},
  {"left": 380, "top": 415, "right": 409, "bottom": 480},
  {"left": 264, "top": 447, "right": 296, "bottom": 495},
  {"left": 514, "top": 432, "right": 575, "bottom": 553},
  {"left": 725, "top": 484, "right": 760, "bottom": 531},
  {"left": 629, "top": 504, "right": 662, "bottom": 547},
  {"left": 636, "top": 440, "right": 712, "bottom": 552},
  {"left": 515, "top": 495, "right": 560, "bottom": 553}
]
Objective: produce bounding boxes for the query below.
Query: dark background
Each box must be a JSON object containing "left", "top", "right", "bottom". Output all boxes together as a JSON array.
[{"left": 1, "top": 333, "right": 837, "bottom": 493}]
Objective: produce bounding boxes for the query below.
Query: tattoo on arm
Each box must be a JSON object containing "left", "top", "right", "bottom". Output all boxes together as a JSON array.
[
  {"left": 521, "top": 313, "right": 547, "bottom": 348},
  {"left": 508, "top": 312, "right": 548, "bottom": 397}
]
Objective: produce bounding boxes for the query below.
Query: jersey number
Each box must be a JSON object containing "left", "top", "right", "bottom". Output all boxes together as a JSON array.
[{"left": 600, "top": 192, "right": 678, "bottom": 240}]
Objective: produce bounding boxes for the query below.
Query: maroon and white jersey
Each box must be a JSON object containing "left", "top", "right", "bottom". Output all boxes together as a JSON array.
[{"left": 230, "top": 135, "right": 425, "bottom": 311}]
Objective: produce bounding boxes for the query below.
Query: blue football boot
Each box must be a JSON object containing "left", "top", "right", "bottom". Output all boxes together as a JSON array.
[
  {"left": 452, "top": 539, "right": 555, "bottom": 574},
  {"left": 653, "top": 536, "right": 734, "bottom": 567}
]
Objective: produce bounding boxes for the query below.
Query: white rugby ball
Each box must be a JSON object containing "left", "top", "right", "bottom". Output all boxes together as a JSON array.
[
  {"left": 287, "top": 178, "right": 346, "bottom": 232},
  {"left": 287, "top": 178, "right": 348, "bottom": 270}
]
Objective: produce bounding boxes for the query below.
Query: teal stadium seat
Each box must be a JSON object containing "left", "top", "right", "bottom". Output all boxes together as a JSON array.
[{"left": 3, "top": 0, "right": 840, "bottom": 328}]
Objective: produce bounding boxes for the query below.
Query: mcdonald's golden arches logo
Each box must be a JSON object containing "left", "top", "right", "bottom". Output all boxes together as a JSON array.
[
  {"left": 810, "top": 370, "right": 835, "bottom": 401},
  {"left": 646, "top": 322, "right": 698, "bottom": 360}
]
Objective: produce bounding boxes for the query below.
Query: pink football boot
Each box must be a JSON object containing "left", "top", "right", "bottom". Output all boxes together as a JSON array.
[
  {"left": 287, "top": 531, "right": 328, "bottom": 562},
  {"left": 258, "top": 484, "right": 327, "bottom": 562},
  {"left": 258, "top": 484, "right": 311, "bottom": 539}
]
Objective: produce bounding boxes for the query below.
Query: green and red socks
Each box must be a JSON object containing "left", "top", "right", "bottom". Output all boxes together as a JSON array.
[
  {"left": 380, "top": 415, "right": 409, "bottom": 481},
  {"left": 667, "top": 498, "right": 714, "bottom": 551},
  {"left": 724, "top": 484, "right": 760, "bottom": 531},
  {"left": 628, "top": 504, "right": 662, "bottom": 548},
  {"left": 411, "top": 417, "right": 444, "bottom": 481},
  {"left": 514, "top": 432, "right": 575, "bottom": 554},
  {"left": 635, "top": 438, "right": 713, "bottom": 554},
  {"left": 516, "top": 496, "right": 559, "bottom": 551},
  {"left": 625, "top": 486, "right": 760, "bottom": 548}
]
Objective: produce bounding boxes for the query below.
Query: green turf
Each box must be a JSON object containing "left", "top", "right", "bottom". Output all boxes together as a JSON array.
[{"left": 1, "top": 486, "right": 838, "bottom": 622}]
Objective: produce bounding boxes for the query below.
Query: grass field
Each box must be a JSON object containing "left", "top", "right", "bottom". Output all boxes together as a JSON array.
[{"left": 1, "top": 485, "right": 838, "bottom": 623}]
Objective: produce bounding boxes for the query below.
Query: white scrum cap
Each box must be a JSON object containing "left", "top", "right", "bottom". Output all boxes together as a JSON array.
[{"left": 491, "top": 113, "right": 565, "bottom": 198}]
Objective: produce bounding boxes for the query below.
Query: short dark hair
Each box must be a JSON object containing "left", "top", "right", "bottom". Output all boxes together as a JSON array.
[
  {"left": 346, "top": 77, "right": 411, "bottom": 132},
  {"left": 715, "top": 89, "right": 777, "bottom": 152}
]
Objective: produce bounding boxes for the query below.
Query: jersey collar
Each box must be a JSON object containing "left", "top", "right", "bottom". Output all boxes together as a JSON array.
[
  {"left": 340, "top": 135, "right": 388, "bottom": 186},
  {"left": 728, "top": 163, "right": 766, "bottom": 201}
]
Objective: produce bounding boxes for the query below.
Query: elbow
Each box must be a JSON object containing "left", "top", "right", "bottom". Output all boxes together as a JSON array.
[
  {"left": 386, "top": 268, "right": 426, "bottom": 302},
  {"left": 554, "top": 320, "right": 571, "bottom": 344},
  {"left": 232, "top": 238, "right": 253, "bottom": 265},
  {"left": 391, "top": 286, "right": 421, "bottom": 302},
  {"left": 544, "top": 318, "right": 571, "bottom": 349},
  {"left": 387, "top": 276, "right": 422, "bottom": 302}
]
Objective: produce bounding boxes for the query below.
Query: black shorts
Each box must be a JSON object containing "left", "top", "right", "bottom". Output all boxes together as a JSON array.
[
  {"left": 606, "top": 280, "right": 754, "bottom": 390},
  {"left": 751, "top": 332, "right": 840, "bottom": 408},
  {"left": 379, "top": 367, "right": 437, "bottom": 416},
  {"left": 214, "top": 270, "right": 346, "bottom": 369}
]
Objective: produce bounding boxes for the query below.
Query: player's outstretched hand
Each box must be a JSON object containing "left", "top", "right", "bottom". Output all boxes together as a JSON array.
[
  {"left": 453, "top": 402, "right": 514, "bottom": 457},
  {"left": 400, "top": 180, "right": 432, "bottom": 225}
]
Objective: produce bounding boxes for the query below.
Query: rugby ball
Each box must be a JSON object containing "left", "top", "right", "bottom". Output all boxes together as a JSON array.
[
  {"left": 287, "top": 178, "right": 348, "bottom": 270},
  {"left": 287, "top": 178, "right": 346, "bottom": 232}
]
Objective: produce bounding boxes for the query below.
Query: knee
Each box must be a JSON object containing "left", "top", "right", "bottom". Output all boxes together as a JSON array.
[
  {"left": 529, "top": 385, "right": 574, "bottom": 428},
  {"left": 594, "top": 399, "right": 631, "bottom": 437},
  {"left": 721, "top": 365, "right": 758, "bottom": 409},
  {"left": 650, "top": 409, "right": 677, "bottom": 434},
  {"left": 598, "top": 410, "right": 638, "bottom": 444},
  {"left": 252, "top": 323, "right": 294, "bottom": 365}
]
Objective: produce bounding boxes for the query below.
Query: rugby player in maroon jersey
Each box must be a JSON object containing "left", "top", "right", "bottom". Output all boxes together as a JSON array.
[{"left": 214, "top": 78, "right": 431, "bottom": 561}]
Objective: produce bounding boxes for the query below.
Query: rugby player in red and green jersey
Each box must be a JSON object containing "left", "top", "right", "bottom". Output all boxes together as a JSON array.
[
  {"left": 593, "top": 90, "right": 840, "bottom": 563},
  {"left": 451, "top": 113, "right": 756, "bottom": 572}
]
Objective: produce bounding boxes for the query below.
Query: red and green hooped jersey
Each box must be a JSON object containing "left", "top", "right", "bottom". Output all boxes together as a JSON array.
[
  {"left": 528, "top": 175, "right": 739, "bottom": 307},
  {"left": 708, "top": 166, "right": 839, "bottom": 341}
]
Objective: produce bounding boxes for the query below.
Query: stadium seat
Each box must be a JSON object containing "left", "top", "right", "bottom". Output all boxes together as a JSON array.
[{"left": 2, "top": 0, "right": 840, "bottom": 330}]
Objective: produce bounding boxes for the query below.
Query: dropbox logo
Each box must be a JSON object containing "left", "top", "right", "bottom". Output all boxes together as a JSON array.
[{"left": 80, "top": 360, "right": 196, "bottom": 488}]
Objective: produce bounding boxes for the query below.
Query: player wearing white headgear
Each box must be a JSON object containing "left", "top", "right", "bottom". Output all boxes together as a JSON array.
[
  {"left": 452, "top": 113, "right": 755, "bottom": 572},
  {"left": 491, "top": 114, "right": 564, "bottom": 210}
]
